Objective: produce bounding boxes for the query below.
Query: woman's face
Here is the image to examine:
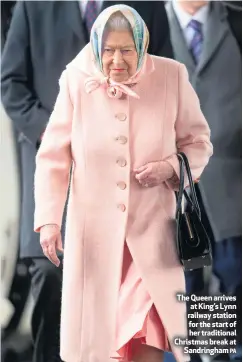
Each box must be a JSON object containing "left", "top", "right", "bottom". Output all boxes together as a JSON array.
[{"left": 102, "top": 30, "right": 138, "bottom": 82}]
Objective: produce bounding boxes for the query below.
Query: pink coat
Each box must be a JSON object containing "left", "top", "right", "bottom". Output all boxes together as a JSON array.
[{"left": 34, "top": 45, "right": 213, "bottom": 362}]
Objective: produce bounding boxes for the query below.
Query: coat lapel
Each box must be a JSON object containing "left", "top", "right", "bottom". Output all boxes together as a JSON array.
[
  {"left": 63, "top": 1, "right": 88, "bottom": 44},
  {"left": 64, "top": 1, "right": 118, "bottom": 43},
  {"left": 166, "top": 3, "right": 196, "bottom": 72},
  {"left": 197, "top": 2, "right": 229, "bottom": 74}
]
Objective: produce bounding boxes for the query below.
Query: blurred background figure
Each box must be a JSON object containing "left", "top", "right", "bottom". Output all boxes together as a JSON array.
[
  {"left": 166, "top": 1, "right": 242, "bottom": 362},
  {"left": 1, "top": 1, "right": 172, "bottom": 361},
  {"left": 0, "top": 104, "right": 21, "bottom": 361},
  {"left": 1, "top": 2, "right": 18, "bottom": 312},
  {"left": 1, "top": 2, "right": 33, "bottom": 362}
]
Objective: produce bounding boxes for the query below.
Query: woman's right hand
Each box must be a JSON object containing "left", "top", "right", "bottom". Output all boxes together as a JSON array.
[{"left": 40, "top": 224, "right": 63, "bottom": 267}]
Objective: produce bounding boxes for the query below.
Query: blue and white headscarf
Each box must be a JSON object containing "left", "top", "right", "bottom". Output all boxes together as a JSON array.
[{"left": 90, "top": 4, "right": 150, "bottom": 73}]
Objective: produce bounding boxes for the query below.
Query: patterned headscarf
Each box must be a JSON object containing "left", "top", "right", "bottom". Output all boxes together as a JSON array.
[{"left": 90, "top": 4, "right": 150, "bottom": 74}]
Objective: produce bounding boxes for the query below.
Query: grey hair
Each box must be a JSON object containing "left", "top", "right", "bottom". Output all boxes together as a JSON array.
[{"left": 104, "top": 11, "right": 133, "bottom": 35}]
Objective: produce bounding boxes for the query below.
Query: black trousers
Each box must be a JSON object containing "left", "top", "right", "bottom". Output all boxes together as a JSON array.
[{"left": 28, "top": 258, "right": 63, "bottom": 362}]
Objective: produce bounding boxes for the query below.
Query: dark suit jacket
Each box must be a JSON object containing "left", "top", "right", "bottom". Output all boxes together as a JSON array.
[
  {"left": 167, "top": 0, "right": 242, "bottom": 242},
  {"left": 1, "top": 1, "right": 173, "bottom": 258}
]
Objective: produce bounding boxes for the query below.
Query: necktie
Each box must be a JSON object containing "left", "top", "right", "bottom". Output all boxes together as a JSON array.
[
  {"left": 188, "top": 20, "right": 203, "bottom": 64},
  {"left": 84, "top": 0, "right": 98, "bottom": 35}
]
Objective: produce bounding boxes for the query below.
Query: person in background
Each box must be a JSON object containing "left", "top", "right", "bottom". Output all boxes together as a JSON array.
[
  {"left": 166, "top": 1, "right": 242, "bottom": 362},
  {"left": 1, "top": 1, "right": 173, "bottom": 361}
]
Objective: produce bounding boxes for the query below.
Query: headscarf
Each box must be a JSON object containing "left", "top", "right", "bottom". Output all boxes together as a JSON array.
[
  {"left": 78, "top": 4, "right": 152, "bottom": 99},
  {"left": 90, "top": 4, "right": 150, "bottom": 74}
]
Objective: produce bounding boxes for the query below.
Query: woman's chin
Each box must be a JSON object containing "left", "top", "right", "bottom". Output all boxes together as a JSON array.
[{"left": 110, "top": 72, "right": 129, "bottom": 83}]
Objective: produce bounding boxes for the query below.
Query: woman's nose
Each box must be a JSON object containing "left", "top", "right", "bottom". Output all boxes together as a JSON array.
[{"left": 113, "top": 49, "right": 123, "bottom": 64}]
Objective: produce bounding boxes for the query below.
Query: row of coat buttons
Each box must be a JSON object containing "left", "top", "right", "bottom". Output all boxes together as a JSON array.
[
  {"left": 116, "top": 113, "right": 127, "bottom": 212},
  {"left": 117, "top": 159, "right": 126, "bottom": 210}
]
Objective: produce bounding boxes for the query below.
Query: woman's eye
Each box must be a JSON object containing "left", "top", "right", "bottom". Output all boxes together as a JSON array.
[
  {"left": 104, "top": 49, "right": 114, "bottom": 53},
  {"left": 122, "top": 49, "right": 131, "bottom": 54}
]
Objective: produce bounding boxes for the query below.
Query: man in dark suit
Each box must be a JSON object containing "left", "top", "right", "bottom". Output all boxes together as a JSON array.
[
  {"left": 1, "top": 2, "right": 173, "bottom": 361},
  {"left": 166, "top": 1, "right": 241, "bottom": 361}
]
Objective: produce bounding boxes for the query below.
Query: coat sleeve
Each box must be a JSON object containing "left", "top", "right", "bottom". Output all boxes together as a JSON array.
[
  {"left": 164, "top": 64, "right": 213, "bottom": 191},
  {"left": 1, "top": 2, "right": 49, "bottom": 146},
  {"left": 34, "top": 70, "right": 73, "bottom": 232}
]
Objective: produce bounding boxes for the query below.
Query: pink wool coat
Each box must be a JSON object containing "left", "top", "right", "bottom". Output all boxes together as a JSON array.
[{"left": 34, "top": 45, "right": 213, "bottom": 362}]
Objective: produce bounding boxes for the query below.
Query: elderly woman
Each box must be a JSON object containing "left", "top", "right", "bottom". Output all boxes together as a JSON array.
[{"left": 34, "top": 5, "right": 213, "bottom": 362}]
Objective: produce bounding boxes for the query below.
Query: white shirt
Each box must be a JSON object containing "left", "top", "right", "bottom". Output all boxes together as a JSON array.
[
  {"left": 172, "top": 0, "right": 210, "bottom": 48},
  {"left": 79, "top": 0, "right": 103, "bottom": 18}
]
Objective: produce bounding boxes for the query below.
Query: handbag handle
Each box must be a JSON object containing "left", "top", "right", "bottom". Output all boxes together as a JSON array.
[
  {"left": 176, "top": 152, "right": 201, "bottom": 219},
  {"left": 175, "top": 154, "right": 185, "bottom": 216}
]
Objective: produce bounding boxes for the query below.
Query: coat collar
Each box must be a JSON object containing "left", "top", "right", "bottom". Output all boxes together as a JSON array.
[{"left": 196, "top": 2, "right": 229, "bottom": 74}]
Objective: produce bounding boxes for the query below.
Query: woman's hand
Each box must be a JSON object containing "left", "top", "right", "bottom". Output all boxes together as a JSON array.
[
  {"left": 40, "top": 224, "right": 63, "bottom": 267},
  {"left": 134, "top": 161, "right": 174, "bottom": 187}
]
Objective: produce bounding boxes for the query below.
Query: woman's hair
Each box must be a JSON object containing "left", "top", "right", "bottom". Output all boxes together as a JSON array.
[{"left": 103, "top": 11, "right": 134, "bottom": 37}]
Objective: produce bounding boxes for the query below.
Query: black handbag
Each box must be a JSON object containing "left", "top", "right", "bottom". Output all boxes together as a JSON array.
[{"left": 175, "top": 152, "right": 212, "bottom": 271}]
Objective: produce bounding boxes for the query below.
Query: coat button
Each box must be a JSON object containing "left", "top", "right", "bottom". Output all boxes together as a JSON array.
[
  {"left": 115, "top": 136, "right": 127, "bottom": 144},
  {"left": 117, "top": 181, "right": 127, "bottom": 190},
  {"left": 115, "top": 113, "right": 127, "bottom": 121},
  {"left": 118, "top": 204, "right": 126, "bottom": 212},
  {"left": 116, "top": 158, "right": 127, "bottom": 167}
]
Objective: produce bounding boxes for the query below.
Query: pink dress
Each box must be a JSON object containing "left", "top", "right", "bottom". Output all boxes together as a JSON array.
[{"left": 110, "top": 242, "right": 172, "bottom": 361}]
